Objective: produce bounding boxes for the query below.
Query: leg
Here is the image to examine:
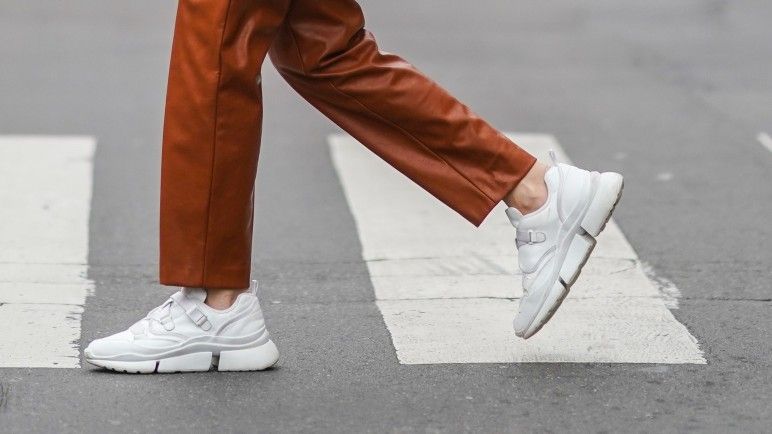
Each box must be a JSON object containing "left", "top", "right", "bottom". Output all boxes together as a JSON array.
[
  {"left": 269, "top": 0, "right": 623, "bottom": 340},
  {"left": 160, "top": 0, "right": 290, "bottom": 290},
  {"left": 85, "top": 0, "right": 288, "bottom": 372},
  {"left": 269, "top": 0, "right": 537, "bottom": 226}
]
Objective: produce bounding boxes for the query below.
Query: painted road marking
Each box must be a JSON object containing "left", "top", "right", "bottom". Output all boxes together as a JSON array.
[
  {"left": 0, "top": 136, "right": 95, "bottom": 368},
  {"left": 330, "top": 133, "right": 705, "bottom": 364},
  {"left": 757, "top": 132, "right": 772, "bottom": 154}
]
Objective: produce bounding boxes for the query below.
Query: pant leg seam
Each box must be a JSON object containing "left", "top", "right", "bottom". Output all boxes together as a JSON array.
[
  {"left": 284, "top": 3, "right": 308, "bottom": 75},
  {"left": 201, "top": 0, "right": 235, "bottom": 287}
]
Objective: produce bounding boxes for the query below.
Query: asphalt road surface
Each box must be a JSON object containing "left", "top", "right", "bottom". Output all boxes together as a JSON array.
[{"left": 0, "top": 1, "right": 770, "bottom": 432}]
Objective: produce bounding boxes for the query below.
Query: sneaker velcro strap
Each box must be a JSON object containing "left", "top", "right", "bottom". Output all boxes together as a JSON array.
[
  {"left": 516, "top": 229, "right": 547, "bottom": 245},
  {"left": 188, "top": 307, "right": 207, "bottom": 325},
  {"left": 171, "top": 292, "right": 213, "bottom": 331}
]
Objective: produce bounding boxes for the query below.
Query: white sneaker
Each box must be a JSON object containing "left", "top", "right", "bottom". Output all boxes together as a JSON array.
[
  {"left": 84, "top": 280, "right": 279, "bottom": 373},
  {"left": 507, "top": 152, "right": 623, "bottom": 339}
]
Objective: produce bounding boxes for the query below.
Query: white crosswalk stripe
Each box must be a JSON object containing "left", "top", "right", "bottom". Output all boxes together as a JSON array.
[
  {"left": 329, "top": 133, "right": 706, "bottom": 364},
  {"left": 758, "top": 132, "right": 772, "bottom": 154},
  {"left": 0, "top": 136, "right": 95, "bottom": 368}
]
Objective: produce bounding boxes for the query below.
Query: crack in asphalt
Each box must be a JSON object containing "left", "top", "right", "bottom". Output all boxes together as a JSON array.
[{"left": 0, "top": 383, "right": 9, "bottom": 410}]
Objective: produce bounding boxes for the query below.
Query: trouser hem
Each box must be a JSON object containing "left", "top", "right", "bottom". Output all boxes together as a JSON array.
[{"left": 159, "top": 265, "right": 251, "bottom": 290}]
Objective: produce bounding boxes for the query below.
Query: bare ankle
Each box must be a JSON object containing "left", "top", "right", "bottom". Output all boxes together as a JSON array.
[
  {"left": 203, "top": 288, "right": 248, "bottom": 310},
  {"left": 504, "top": 162, "right": 549, "bottom": 214}
]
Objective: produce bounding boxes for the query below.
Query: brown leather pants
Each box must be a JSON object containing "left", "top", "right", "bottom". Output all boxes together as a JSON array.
[{"left": 160, "top": 0, "right": 537, "bottom": 289}]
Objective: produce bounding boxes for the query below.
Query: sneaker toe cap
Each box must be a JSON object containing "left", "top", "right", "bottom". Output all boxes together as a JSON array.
[
  {"left": 512, "top": 313, "right": 532, "bottom": 337},
  {"left": 84, "top": 330, "right": 135, "bottom": 359},
  {"left": 513, "top": 290, "right": 543, "bottom": 335}
]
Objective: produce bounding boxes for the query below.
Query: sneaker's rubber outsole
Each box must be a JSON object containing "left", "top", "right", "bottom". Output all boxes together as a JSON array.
[
  {"left": 518, "top": 173, "right": 624, "bottom": 339},
  {"left": 85, "top": 340, "right": 280, "bottom": 374}
]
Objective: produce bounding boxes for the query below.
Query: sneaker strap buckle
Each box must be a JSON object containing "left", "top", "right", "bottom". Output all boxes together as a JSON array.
[
  {"left": 171, "top": 292, "right": 213, "bottom": 331},
  {"left": 516, "top": 229, "right": 547, "bottom": 245}
]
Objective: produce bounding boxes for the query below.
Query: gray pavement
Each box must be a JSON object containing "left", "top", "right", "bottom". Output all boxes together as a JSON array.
[{"left": 0, "top": 0, "right": 770, "bottom": 432}]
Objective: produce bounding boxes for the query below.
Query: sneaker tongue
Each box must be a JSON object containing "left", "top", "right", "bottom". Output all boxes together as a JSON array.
[
  {"left": 505, "top": 207, "right": 525, "bottom": 227},
  {"left": 182, "top": 287, "right": 207, "bottom": 303},
  {"left": 544, "top": 165, "right": 561, "bottom": 189}
]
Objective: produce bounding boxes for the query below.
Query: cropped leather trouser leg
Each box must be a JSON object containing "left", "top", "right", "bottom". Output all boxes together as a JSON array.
[{"left": 160, "top": 0, "right": 537, "bottom": 289}]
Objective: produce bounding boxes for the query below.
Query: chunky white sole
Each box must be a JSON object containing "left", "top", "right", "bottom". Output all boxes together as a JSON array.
[
  {"left": 518, "top": 172, "right": 624, "bottom": 339},
  {"left": 85, "top": 340, "right": 280, "bottom": 374}
]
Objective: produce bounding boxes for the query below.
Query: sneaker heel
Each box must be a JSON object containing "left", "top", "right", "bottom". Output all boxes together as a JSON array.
[
  {"left": 217, "top": 340, "right": 279, "bottom": 372},
  {"left": 580, "top": 172, "right": 624, "bottom": 237}
]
